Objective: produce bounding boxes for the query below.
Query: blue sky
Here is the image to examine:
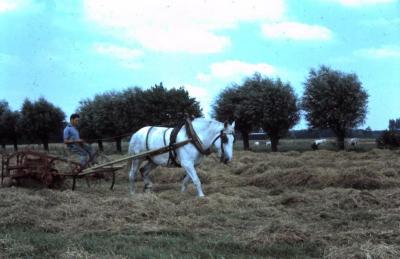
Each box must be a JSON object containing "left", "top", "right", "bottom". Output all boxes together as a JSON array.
[{"left": 0, "top": 0, "right": 399, "bottom": 130}]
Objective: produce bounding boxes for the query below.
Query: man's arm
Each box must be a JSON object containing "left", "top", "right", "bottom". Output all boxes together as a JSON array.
[
  {"left": 63, "top": 127, "right": 84, "bottom": 144},
  {"left": 64, "top": 139, "right": 83, "bottom": 144}
]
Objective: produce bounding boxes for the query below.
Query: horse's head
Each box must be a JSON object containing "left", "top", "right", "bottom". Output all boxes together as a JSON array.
[{"left": 213, "top": 121, "right": 235, "bottom": 164}]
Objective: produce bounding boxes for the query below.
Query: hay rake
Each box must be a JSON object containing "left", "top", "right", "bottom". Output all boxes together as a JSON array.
[
  {"left": 1, "top": 139, "right": 192, "bottom": 190},
  {"left": 0, "top": 150, "right": 121, "bottom": 190}
]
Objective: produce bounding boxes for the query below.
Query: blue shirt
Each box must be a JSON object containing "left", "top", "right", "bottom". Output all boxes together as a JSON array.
[{"left": 63, "top": 123, "right": 80, "bottom": 142}]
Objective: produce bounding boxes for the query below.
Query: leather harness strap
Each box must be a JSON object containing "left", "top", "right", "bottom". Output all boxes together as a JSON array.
[
  {"left": 184, "top": 118, "right": 212, "bottom": 155},
  {"left": 163, "top": 128, "right": 169, "bottom": 147},
  {"left": 145, "top": 119, "right": 231, "bottom": 167},
  {"left": 145, "top": 126, "right": 155, "bottom": 151},
  {"left": 168, "top": 120, "right": 186, "bottom": 167}
]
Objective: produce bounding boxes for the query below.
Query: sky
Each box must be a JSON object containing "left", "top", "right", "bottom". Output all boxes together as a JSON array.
[{"left": 0, "top": 0, "right": 399, "bottom": 130}]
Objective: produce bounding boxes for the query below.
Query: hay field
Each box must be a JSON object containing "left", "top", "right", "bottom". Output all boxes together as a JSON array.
[{"left": 1, "top": 148, "right": 400, "bottom": 258}]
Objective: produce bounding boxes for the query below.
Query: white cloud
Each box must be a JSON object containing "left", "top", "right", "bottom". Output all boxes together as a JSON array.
[
  {"left": 94, "top": 43, "right": 143, "bottom": 59},
  {"left": 326, "top": 0, "right": 395, "bottom": 6},
  {"left": 0, "top": 0, "right": 27, "bottom": 12},
  {"left": 84, "top": 0, "right": 285, "bottom": 53},
  {"left": 194, "top": 60, "right": 279, "bottom": 116},
  {"left": 262, "top": 22, "right": 333, "bottom": 41},
  {"left": 197, "top": 60, "right": 277, "bottom": 82},
  {"left": 354, "top": 45, "right": 400, "bottom": 59},
  {"left": 182, "top": 84, "right": 213, "bottom": 117},
  {"left": 93, "top": 43, "right": 143, "bottom": 69},
  {"left": 196, "top": 73, "right": 212, "bottom": 82}
]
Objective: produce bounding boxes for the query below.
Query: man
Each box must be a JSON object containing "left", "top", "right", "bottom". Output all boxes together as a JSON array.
[{"left": 63, "top": 113, "right": 96, "bottom": 167}]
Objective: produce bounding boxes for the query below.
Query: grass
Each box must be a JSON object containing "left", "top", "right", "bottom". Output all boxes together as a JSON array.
[
  {"left": 1, "top": 141, "right": 400, "bottom": 258},
  {"left": 0, "top": 224, "right": 322, "bottom": 259},
  {"left": 1, "top": 137, "right": 378, "bottom": 155}
]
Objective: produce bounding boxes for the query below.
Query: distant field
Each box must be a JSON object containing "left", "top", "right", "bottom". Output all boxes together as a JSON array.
[
  {"left": 1, "top": 138, "right": 378, "bottom": 155},
  {"left": 1, "top": 146, "right": 400, "bottom": 258},
  {"left": 241, "top": 138, "right": 378, "bottom": 153}
]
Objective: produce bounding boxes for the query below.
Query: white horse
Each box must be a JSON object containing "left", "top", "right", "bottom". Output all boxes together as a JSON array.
[
  {"left": 347, "top": 138, "right": 359, "bottom": 146},
  {"left": 311, "top": 139, "right": 327, "bottom": 150},
  {"left": 314, "top": 139, "right": 327, "bottom": 145},
  {"left": 127, "top": 118, "right": 235, "bottom": 197}
]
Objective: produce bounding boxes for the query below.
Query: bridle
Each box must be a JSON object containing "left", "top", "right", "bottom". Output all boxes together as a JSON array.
[
  {"left": 185, "top": 118, "right": 233, "bottom": 164},
  {"left": 209, "top": 130, "right": 234, "bottom": 163}
]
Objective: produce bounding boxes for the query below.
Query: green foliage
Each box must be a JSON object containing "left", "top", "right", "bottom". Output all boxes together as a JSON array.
[
  {"left": 213, "top": 73, "right": 300, "bottom": 151},
  {"left": 77, "top": 83, "right": 202, "bottom": 152},
  {"left": 245, "top": 74, "right": 300, "bottom": 151},
  {"left": 388, "top": 118, "right": 400, "bottom": 131},
  {"left": 213, "top": 86, "right": 251, "bottom": 132},
  {"left": 0, "top": 100, "right": 8, "bottom": 114},
  {"left": 20, "top": 97, "right": 65, "bottom": 150},
  {"left": 0, "top": 100, "right": 10, "bottom": 145},
  {"left": 137, "top": 83, "right": 202, "bottom": 126},
  {"left": 213, "top": 81, "right": 261, "bottom": 150},
  {"left": 120, "top": 87, "right": 144, "bottom": 132},
  {"left": 0, "top": 109, "right": 21, "bottom": 149},
  {"left": 302, "top": 66, "right": 368, "bottom": 149},
  {"left": 76, "top": 98, "right": 99, "bottom": 141},
  {"left": 376, "top": 130, "right": 400, "bottom": 148}
]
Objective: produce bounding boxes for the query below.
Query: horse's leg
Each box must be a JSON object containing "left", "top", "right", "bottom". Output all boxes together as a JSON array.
[
  {"left": 181, "top": 175, "right": 191, "bottom": 193},
  {"left": 129, "top": 159, "right": 142, "bottom": 194},
  {"left": 140, "top": 161, "right": 157, "bottom": 192},
  {"left": 181, "top": 162, "right": 204, "bottom": 197}
]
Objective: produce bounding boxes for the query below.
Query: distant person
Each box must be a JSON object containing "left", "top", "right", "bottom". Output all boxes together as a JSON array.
[{"left": 63, "top": 113, "right": 96, "bottom": 167}]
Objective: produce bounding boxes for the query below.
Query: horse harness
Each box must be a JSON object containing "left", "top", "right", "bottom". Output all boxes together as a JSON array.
[{"left": 144, "top": 119, "right": 231, "bottom": 167}]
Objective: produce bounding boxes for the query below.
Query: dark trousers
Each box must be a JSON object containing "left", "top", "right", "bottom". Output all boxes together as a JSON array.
[{"left": 68, "top": 143, "right": 96, "bottom": 166}]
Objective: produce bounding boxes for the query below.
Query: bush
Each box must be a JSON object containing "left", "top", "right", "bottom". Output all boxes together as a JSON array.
[{"left": 376, "top": 130, "right": 400, "bottom": 148}]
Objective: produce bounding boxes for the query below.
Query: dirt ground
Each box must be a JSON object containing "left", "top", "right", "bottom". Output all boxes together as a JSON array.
[{"left": 1, "top": 148, "right": 400, "bottom": 258}]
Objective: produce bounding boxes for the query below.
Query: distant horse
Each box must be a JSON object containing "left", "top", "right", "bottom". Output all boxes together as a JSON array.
[
  {"left": 347, "top": 138, "right": 359, "bottom": 146},
  {"left": 127, "top": 118, "right": 235, "bottom": 197},
  {"left": 312, "top": 139, "right": 327, "bottom": 150}
]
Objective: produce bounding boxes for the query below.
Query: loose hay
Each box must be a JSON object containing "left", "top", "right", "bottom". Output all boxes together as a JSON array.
[
  {"left": 2, "top": 148, "right": 400, "bottom": 258},
  {"left": 324, "top": 242, "right": 400, "bottom": 259}
]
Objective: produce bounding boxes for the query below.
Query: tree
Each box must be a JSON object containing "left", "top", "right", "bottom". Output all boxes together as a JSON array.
[
  {"left": 120, "top": 87, "right": 144, "bottom": 133},
  {"left": 253, "top": 75, "right": 300, "bottom": 152},
  {"left": 213, "top": 84, "right": 258, "bottom": 150},
  {"left": 0, "top": 109, "right": 21, "bottom": 151},
  {"left": 302, "top": 66, "right": 368, "bottom": 149},
  {"left": 0, "top": 100, "right": 9, "bottom": 149},
  {"left": 76, "top": 98, "right": 105, "bottom": 151},
  {"left": 91, "top": 91, "right": 128, "bottom": 152},
  {"left": 20, "top": 98, "right": 65, "bottom": 151},
  {"left": 364, "top": 126, "right": 373, "bottom": 138},
  {"left": 388, "top": 118, "right": 400, "bottom": 131},
  {"left": 77, "top": 84, "right": 202, "bottom": 153},
  {"left": 0, "top": 101, "right": 21, "bottom": 150},
  {"left": 137, "top": 83, "right": 203, "bottom": 126}
]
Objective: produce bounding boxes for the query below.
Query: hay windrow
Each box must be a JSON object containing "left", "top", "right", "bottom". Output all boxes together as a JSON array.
[{"left": 2, "top": 148, "right": 400, "bottom": 258}]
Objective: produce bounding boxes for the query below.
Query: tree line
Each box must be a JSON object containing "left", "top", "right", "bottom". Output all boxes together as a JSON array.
[
  {"left": 0, "top": 83, "right": 202, "bottom": 152},
  {"left": 213, "top": 65, "right": 369, "bottom": 151},
  {"left": 2, "top": 65, "right": 395, "bottom": 152}
]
